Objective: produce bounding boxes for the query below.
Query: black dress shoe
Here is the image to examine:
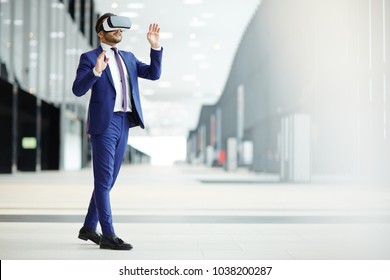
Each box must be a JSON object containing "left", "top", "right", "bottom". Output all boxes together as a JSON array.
[
  {"left": 100, "top": 235, "right": 133, "bottom": 250},
  {"left": 78, "top": 226, "right": 102, "bottom": 245}
]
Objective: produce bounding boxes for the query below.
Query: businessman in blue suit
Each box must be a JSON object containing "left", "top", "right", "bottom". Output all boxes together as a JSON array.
[{"left": 72, "top": 13, "right": 162, "bottom": 250}]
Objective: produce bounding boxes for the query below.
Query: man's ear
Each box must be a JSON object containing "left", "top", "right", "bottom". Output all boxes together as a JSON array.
[{"left": 98, "top": 31, "right": 104, "bottom": 39}]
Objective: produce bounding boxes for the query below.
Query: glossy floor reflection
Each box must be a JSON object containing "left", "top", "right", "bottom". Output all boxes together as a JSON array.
[{"left": 0, "top": 164, "right": 389, "bottom": 260}]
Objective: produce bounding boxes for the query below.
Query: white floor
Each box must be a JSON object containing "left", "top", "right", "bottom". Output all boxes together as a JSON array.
[{"left": 0, "top": 164, "right": 390, "bottom": 260}]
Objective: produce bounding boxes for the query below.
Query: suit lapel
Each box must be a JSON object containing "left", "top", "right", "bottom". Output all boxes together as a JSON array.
[
  {"left": 95, "top": 46, "right": 115, "bottom": 90},
  {"left": 119, "top": 50, "right": 132, "bottom": 79},
  {"left": 119, "top": 50, "right": 134, "bottom": 93}
]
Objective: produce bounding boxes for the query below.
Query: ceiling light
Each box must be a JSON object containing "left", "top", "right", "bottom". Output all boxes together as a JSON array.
[
  {"left": 49, "top": 73, "right": 58, "bottom": 80},
  {"left": 189, "top": 33, "right": 196, "bottom": 40},
  {"left": 127, "top": 3, "right": 145, "bottom": 9},
  {"left": 213, "top": 43, "right": 221, "bottom": 50},
  {"left": 190, "top": 17, "right": 205, "bottom": 27},
  {"left": 51, "top": 2, "right": 63, "bottom": 8},
  {"left": 14, "top": 20, "right": 23, "bottom": 26},
  {"left": 119, "top": 11, "right": 138, "bottom": 18},
  {"left": 50, "top": 32, "right": 65, "bottom": 39},
  {"left": 192, "top": 53, "right": 206, "bottom": 61},
  {"left": 111, "top": 2, "right": 118, "bottom": 9},
  {"left": 29, "top": 52, "right": 38, "bottom": 60},
  {"left": 183, "top": 0, "right": 203, "bottom": 4}
]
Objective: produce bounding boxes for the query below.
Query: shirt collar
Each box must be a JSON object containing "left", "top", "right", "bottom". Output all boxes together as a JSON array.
[{"left": 100, "top": 42, "right": 117, "bottom": 52}]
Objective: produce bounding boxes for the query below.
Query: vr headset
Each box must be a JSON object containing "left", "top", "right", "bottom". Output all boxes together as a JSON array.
[{"left": 101, "top": 16, "right": 132, "bottom": 32}]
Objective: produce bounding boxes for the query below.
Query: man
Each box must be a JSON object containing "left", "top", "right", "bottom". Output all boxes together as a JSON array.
[{"left": 72, "top": 13, "right": 163, "bottom": 250}]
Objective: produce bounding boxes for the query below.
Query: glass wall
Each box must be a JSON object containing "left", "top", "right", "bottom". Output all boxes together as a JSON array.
[
  {"left": 0, "top": 0, "right": 11, "bottom": 79},
  {"left": 0, "top": 0, "right": 98, "bottom": 172},
  {"left": 1, "top": 0, "right": 92, "bottom": 104}
]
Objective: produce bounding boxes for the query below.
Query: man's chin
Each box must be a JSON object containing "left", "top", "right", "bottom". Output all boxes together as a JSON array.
[{"left": 105, "top": 36, "right": 122, "bottom": 44}]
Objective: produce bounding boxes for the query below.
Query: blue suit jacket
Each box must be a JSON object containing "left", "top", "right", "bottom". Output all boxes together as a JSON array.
[{"left": 72, "top": 46, "right": 163, "bottom": 135}]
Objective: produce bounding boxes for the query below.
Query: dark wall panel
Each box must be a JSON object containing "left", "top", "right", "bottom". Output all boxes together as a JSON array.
[
  {"left": 0, "top": 78, "right": 13, "bottom": 173},
  {"left": 17, "top": 89, "right": 37, "bottom": 171},
  {"left": 41, "top": 101, "right": 60, "bottom": 170}
]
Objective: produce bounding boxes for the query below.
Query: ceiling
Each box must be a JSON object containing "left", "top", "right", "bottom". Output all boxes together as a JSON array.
[{"left": 95, "top": 0, "right": 261, "bottom": 137}]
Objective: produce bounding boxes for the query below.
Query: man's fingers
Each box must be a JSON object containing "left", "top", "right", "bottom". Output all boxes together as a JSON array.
[
  {"left": 149, "top": 23, "right": 159, "bottom": 32},
  {"left": 98, "top": 50, "right": 107, "bottom": 59},
  {"left": 97, "top": 50, "right": 109, "bottom": 65}
]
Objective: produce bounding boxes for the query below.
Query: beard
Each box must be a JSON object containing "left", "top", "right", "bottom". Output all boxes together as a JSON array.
[{"left": 103, "top": 32, "right": 122, "bottom": 44}]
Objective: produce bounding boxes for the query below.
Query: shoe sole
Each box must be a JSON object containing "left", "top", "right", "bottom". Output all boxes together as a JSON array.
[
  {"left": 78, "top": 234, "right": 101, "bottom": 245},
  {"left": 78, "top": 234, "right": 89, "bottom": 241},
  {"left": 100, "top": 244, "right": 133, "bottom": 250}
]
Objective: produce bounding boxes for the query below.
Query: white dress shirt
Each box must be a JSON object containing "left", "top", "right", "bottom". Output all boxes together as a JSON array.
[{"left": 95, "top": 43, "right": 132, "bottom": 112}]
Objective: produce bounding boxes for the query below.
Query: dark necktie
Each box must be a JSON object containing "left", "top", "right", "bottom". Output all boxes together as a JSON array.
[{"left": 111, "top": 47, "right": 127, "bottom": 111}]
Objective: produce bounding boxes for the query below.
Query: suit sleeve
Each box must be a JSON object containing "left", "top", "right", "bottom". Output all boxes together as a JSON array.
[
  {"left": 136, "top": 48, "right": 163, "bottom": 81},
  {"left": 72, "top": 53, "right": 100, "bottom": 97}
]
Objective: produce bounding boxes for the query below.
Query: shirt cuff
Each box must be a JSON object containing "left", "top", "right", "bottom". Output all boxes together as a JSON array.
[
  {"left": 151, "top": 46, "right": 162, "bottom": 51},
  {"left": 92, "top": 67, "right": 102, "bottom": 77}
]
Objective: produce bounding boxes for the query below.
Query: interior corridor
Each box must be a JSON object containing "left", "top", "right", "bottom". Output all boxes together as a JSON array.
[{"left": 1, "top": 164, "right": 389, "bottom": 260}]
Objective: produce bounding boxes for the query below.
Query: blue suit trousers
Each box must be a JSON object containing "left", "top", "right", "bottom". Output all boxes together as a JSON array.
[{"left": 83, "top": 112, "right": 130, "bottom": 235}]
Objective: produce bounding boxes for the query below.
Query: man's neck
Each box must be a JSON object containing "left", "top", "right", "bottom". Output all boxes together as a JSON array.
[
  {"left": 101, "top": 42, "right": 117, "bottom": 50},
  {"left": 100, "top": 40, "right": 117, "bottom": 47}
]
